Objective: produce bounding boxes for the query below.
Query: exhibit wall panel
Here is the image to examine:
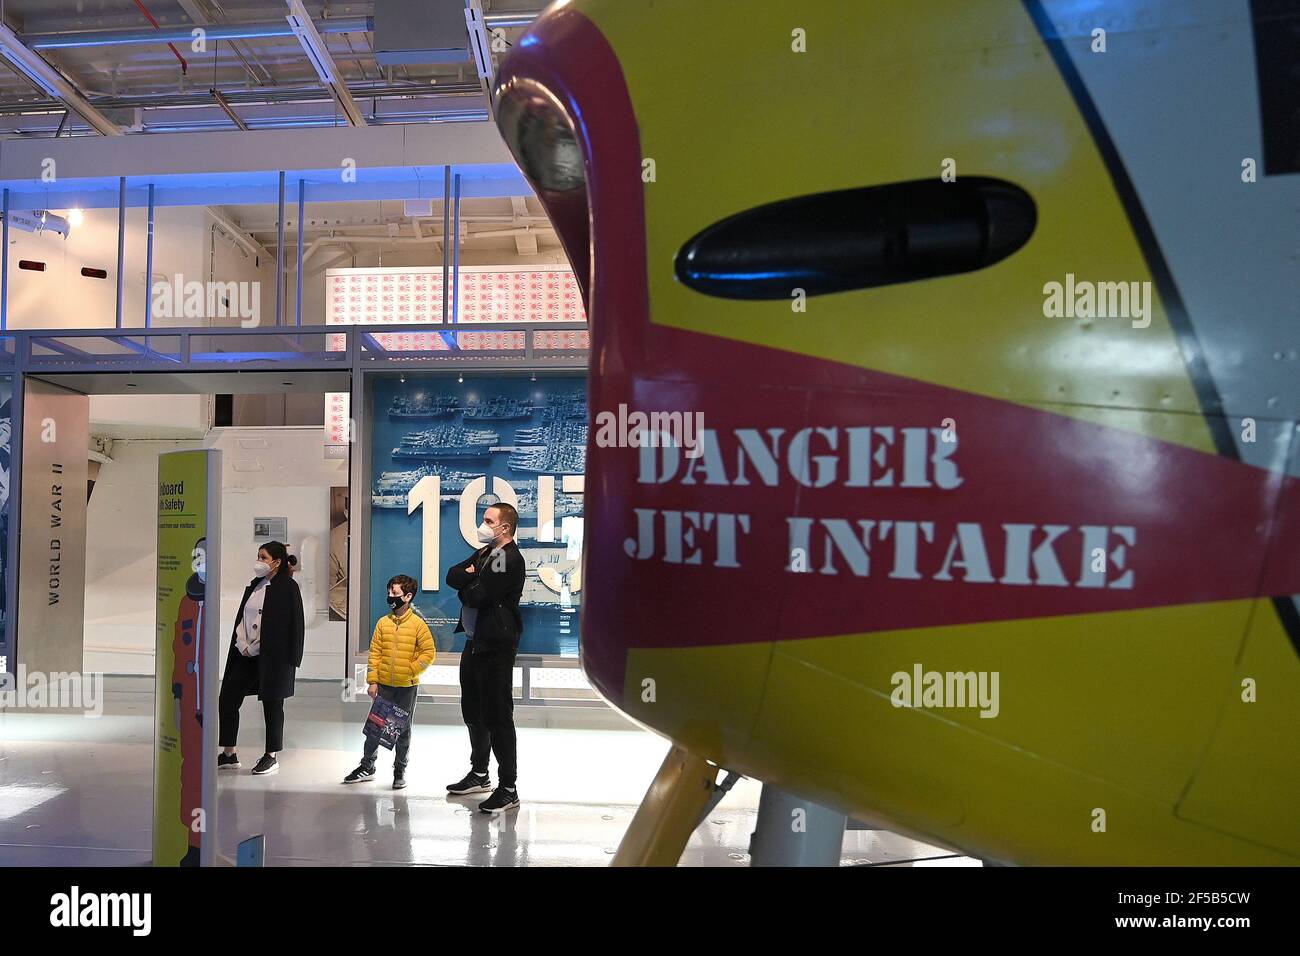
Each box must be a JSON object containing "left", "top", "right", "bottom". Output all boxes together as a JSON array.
[
  {"left": 206, "top": 212, "right": 279, "bottom": 330},
  {"left": 91, "top": 393, "right": 212, "bottom": 439},
  {"left": 17, "top": 379, "right": 89, "bottom": 675},
  {"left": 86, "top": 438, "right": 200, "bottom": 673},
  {"left": 84, "top": 427, "right": 346, "bottom": 678},
  {"left": 0, "top": 376, "right": 11, "bottom": 659},
  {"left": 6, "top": 207, "right": 207, "bottom": 330}
]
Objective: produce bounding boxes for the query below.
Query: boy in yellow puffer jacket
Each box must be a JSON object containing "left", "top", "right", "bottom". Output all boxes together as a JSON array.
[{"left": 342, "top": 574, "right": 434, "bottom": 789}]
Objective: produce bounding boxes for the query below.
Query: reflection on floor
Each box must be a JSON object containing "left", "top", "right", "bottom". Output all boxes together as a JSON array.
[{"left": 0, "top": 684, "right": 979, "bottom": 867}]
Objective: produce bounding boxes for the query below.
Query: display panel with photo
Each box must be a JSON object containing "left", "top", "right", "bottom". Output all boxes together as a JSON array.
[
  {"left": 368, "top": 374, "right": 585, "bottom": 656},
  {"left": 329, "top": 487, "right": 348, "bottom": 622}
]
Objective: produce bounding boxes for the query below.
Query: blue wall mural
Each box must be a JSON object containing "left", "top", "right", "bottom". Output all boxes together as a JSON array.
[{"left": 368, "top": 374, "right": 586, "bottom": 657}]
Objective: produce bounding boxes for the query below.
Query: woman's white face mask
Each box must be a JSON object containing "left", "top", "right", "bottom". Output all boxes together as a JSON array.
[{"left": 253, "top": 560, "right": 272, "bottom": 577}]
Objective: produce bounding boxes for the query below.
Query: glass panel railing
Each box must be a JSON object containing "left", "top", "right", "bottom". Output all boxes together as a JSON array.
[
  {"left": 356, "top": 323, "right": 587, "bottom": 362},
  {"left": 26, "top": 334, "right": 182, "bottom": 367},
  {"left": 186, "top": 329, "right": 341, "bottom": 364},
  {"left": 13, "top": 323, "right": 586, "bottom": 369}
]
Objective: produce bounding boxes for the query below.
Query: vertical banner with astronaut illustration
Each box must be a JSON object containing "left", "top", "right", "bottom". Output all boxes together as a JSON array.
[{"left": 154, "top": 449, "right": 221, "bottom": 867}]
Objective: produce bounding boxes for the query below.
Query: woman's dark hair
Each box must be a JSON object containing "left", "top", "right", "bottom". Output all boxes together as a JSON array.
[{"left": 261, "top": 540, "right": 289, "bottom": 564}]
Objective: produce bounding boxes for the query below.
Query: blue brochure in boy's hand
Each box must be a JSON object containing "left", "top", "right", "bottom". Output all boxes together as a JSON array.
[{"left": 363, "top": 696, "right": 412, "bottom": 750}]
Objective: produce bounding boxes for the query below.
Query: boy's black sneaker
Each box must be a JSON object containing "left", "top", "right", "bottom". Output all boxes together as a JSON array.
[
  {"left": 251, "top": 754, "right": 279, "bottom": 775},
  {"left": 217, "top": 753, "right": 240, "bottom": 771},
  {"left": 446, "top": 772, "right": 491, "bottom": 795},
  {"left": 393, "top": 770, "right": 408, "bottom": 790},
  {"left": 343, "top": 764, "right": 375, "bottom": 784},
  {"left": 478, "top": 787, "right": 520, "bottom": 815}
]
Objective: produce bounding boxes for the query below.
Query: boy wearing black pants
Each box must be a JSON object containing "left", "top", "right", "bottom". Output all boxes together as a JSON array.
[{"left": 444, "top": 503, "right": 526, "bottom": 813}]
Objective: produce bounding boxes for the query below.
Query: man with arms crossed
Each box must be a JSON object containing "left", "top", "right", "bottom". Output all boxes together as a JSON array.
[{"left": 445, "top": 503, "right": 526, "bottom": 814}]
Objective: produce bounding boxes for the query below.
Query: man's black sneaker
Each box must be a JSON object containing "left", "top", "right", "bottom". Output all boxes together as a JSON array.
[
  {"left": 217, "top": 753, "right": 240, "bottom": 771},
  {"left": 251, "top": 754, "right": 279, "bottom": 775},
  {"left": 393, "top": 770, "right": 408, "bottom": 790},
  {"left": 446, "top": 772, "right": 491, "bottom": 795},
  {"left": 343, "top": 764, "right": 376, "bottom": 784},
  {"left": 478, "top": 787, "right": 520, "bottom": 814}
]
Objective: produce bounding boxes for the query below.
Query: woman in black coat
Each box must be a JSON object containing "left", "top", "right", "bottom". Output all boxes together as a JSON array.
[{"left": 217, "top": 540, "right": 305, "bottom": 776}]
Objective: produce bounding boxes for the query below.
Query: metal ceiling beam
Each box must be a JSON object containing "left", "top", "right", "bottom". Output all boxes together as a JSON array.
[
  {"left": 210, "top": 88, "right": 248, "bottom": 130},
  {"left": 285, "top": 0, "right": 365, "bottom": 127},
  {"left": 465, "top": 0, "right": 497, "bottom": 121},
  {"left": 0, "top": 82, "right": 481, "bottom": 116},
  {"left": 25, "top": 17, "right": 373, "bottom": 49},
  {"left": 174, "top": 0, "right": 272, "bottom": 88},
  {"left": 0, "top": 22, "right": 124, "bottom": 136},
  {"left": 510, "top": 195, "right": 536, "bottom": 255},
  {"left": 311, "top": 247, "right": 356, "bottom": 274},
  {"left": 21, "top": 12, "right": 537, "bottom": 49},
  {"left": 241, "top": 213, "right": 553, "bottom": 232},
  {"left": 0, "top": 105, "right": 488, "bottom": 137}
]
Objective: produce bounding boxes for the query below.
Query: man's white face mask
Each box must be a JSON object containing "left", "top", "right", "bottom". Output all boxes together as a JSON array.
[{"left": 476, "top": 522, "right": 497, "bottom": 545}]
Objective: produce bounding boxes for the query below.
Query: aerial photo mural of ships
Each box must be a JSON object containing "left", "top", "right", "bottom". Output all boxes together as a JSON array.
[{"left": 369, "top": 374, "right": 586, "bottom": 656}]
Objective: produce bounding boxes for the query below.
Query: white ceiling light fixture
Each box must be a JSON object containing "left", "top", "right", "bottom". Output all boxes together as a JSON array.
[
  {"left": 2, "top": 209, "right": 71, "bottom": 238},
  {"left": 465, "top": 0, "right": 497, "bottom": 119},
  {"left": 0, "top": 22, "right": 123, "bottom": 136},
  {"left": 285, "top": 0, "right": 366, "bottom": 127}
]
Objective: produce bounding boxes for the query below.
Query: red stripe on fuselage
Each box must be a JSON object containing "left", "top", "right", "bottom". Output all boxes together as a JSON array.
[{"left": 500, "top": 8, "right": 1300, "bottom": 708}]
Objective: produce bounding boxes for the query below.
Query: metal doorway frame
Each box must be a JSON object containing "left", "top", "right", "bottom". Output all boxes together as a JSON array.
[{"left": 0, "top": 321, "right": 589, "bottom": 685}]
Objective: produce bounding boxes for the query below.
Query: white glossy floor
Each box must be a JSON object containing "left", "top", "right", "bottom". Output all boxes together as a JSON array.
[{"left": 0, "top": 681, "right": 978, "bottom": 867}]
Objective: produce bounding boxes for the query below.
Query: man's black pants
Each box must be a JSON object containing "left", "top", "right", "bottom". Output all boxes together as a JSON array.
[
  {"left": 361, "top": 683, "right": 419, "bottom": 771},
  {"left": 459, "top": 641, "right": 517, "bottom": 788}
]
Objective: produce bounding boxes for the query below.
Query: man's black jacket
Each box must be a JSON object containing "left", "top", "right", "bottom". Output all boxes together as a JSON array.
[{"left": 446, "top": 540, "right": 525, "bottom": 654}]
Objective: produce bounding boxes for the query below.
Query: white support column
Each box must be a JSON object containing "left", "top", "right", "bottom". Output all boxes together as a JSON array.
[{"left": 749, "top": 785, "right": 847, "bottom": 867}]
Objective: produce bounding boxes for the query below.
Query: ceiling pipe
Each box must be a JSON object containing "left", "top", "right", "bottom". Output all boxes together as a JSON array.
[
  {"left": 22, "top": 13, "right": 536, "bottom": 50},
  {"left": 286, "top": 228, "right": 553, "bottom": 247},
  {"left": 135, "top": 110, "right": 486, "bottom": 133},
  {"left": 310, "top": 247, "right": 356, "bottom": 275},
  {"left": 130, "top": 0, "right": 188, "bottom": 75},
  {"left": 0, "top": 110, "right": 488, "bottom": 136},
  {"left": 209, "top": 88, "right": 248, "bottom": 130},
  {"left": 300, "top": 237, "right": 326, "bottom": 265},
  {"left": 205, "top": 206, "right": 271, "bottom": 261},
  {"left": 0, "top": 22, "right": 124, "bottom": 135},
  {"left": 246, "top": 214, "right": 553, "bottom": 233},
  {"left": 286, "top": 0, "right": 366, "bottom": 127},
  {"left": 175, "top": 0, "right": 273, "bottom": 89},
  {"left": 26, "top": 18, "right": 373, "bottom": 49},
  {"left": 0, "top": 82, "right": 481, "bottom": 115}
]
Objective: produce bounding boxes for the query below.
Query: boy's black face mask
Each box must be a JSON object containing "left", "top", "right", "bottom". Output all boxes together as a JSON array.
[{"left": 387, "top": 595, "right": 407, "bottom": 611}]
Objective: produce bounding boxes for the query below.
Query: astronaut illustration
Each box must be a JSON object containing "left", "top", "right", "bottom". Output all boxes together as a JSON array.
[{"left": 171, "top": 537, "right": 207, "bottom": 867}]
